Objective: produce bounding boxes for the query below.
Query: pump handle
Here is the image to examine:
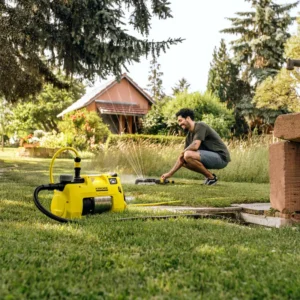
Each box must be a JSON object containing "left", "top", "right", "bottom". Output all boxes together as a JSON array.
[{"left": 33, "top": 184, "right": 73, "bottom": 223}]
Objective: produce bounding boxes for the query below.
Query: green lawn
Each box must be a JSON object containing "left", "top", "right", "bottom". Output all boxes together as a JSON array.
[
  {"left": 125, "top": 181, "right": 269, "bottom": 207},
  {"left": 1, "top": 149, "right": 300, "bottom": 299}
]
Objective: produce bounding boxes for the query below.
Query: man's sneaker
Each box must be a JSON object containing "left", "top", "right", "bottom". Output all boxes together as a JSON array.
[{"left": 205, "top": 174, "right": 218, "bottom": 186}]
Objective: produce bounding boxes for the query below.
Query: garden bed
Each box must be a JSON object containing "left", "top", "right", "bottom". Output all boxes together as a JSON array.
[{"left": 17, "top": 146, "right": 71, "bottom": 158}]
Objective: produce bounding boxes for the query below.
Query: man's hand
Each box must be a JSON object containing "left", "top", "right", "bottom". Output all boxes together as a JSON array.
[
  {"left": 161, "top": 152, "right": 185, "bottom": 180},
  {"left": 161, "top": 173, "right": 172, "bottom": 180}
]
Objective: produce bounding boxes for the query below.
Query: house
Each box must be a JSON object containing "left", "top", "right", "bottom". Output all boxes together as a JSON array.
[{"left": 58, "top": 74, "right": 154, "bottom": 134}]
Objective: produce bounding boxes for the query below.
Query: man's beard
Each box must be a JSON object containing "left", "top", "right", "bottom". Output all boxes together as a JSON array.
[{"left": 181, "top": 126, "right": 189, "bottom": 134}]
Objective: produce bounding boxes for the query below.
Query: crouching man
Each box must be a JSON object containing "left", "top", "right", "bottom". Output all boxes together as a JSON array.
[{"left": 161, "top": 108, "right": 231, "bottom": 185}]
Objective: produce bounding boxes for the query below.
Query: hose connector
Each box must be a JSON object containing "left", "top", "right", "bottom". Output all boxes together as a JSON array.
[{"left": 74, "top": 156, "right": 84, "bottom": 183}]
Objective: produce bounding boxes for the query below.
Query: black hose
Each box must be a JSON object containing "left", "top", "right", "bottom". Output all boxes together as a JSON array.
[{"left": 33, "top": 185, "right": 74, "bottom": 223}]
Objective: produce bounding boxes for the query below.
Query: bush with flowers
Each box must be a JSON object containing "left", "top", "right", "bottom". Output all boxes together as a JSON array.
[
  {"left": 39, "top": 131, "right": 68, "bottom": 148},
  {"left": 20, "top": 130, "right": 45, "bottom": 146},
  {"left": 58, "top": 109, "right": 110, "bottom": 151}
]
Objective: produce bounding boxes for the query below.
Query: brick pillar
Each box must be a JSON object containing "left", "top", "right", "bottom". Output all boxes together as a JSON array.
[
  {"left": 269, "top": 141, "right": 300, "bottom": 213},
  {"left": 274, "top": 113, "right": 300, "bottom": 142}
]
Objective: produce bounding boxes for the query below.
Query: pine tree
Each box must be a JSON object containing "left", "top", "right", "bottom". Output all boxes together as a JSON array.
[
  {"left": 172, "top": 78, "right": 190, "bottom": 96},
  {"left": 0, "top": 0, "right": 183, "bottom": 102},
  {"left": 147, "top": 56, "right": 165, "bottom": 102},
  {"left": 207, "top": 39, "right": 251, "bottom": 135},
  {"left": 220, "top": 1, "right": 298, "bottom": 134},
  {"left": 221, "top": 0, "right": 298, "bottom": 84},
  {"left": 253, "top": 18, "right": 300, "bottom": 112},
  {"left": 207, "top": 39, "right": 250, "bottom": 109}
]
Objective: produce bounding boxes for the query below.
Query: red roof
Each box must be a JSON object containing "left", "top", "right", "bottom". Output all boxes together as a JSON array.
[{"left": 97, "top": 102, "right": 148, "bottom": 116}]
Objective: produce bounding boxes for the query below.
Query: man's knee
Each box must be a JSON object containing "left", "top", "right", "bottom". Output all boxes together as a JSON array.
[{"left": 183, "top": 150, "right": 199, "bottom": 162}]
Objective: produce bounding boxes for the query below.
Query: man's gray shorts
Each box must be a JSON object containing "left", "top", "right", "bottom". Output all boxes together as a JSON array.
[{"left": 198, "top": 150, "right": 228, "bottom": 170}]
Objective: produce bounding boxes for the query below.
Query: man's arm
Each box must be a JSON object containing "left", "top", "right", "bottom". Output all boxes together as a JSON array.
[
  {"left": 161, "top": 140, "right": 201, "bottom": 179},
  {"left": 161, "top": 153, "right": 185, "bottom": 179},
  {"left": 182, "top": 140, "right": 201, "bottom": 154}
]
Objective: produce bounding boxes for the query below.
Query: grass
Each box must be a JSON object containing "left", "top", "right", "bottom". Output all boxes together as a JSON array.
[
  {"left": 125, "top": 181, "right": 269, "bottom": 207},
  {"left": 2, "top": 147, "right": 300, "bottom": 299}
]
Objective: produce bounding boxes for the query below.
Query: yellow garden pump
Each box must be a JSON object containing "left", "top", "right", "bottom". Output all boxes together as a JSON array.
[{"left": 33, "top": 147, "right": 127, "bottom": 223}]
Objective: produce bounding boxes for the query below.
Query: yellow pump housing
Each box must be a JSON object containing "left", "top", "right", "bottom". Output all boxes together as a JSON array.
[
  {"left": 51, "top": 174, "right": 126, "bottom": 219},
  {"left": 33, "top": 147, "right": 127, "bottom": 223}
]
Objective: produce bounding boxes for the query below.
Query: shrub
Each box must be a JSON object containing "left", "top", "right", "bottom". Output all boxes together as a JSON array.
[
  {"left": 58, "top": 109, "right": 110, "bottom": 150},
  {"left": 142, "top": 97, "right": 171, "bottom": 134},
  {"left": 162, "top": 91, "right": 234, "bottom": 138},
  {"left": 39, "top": 132, "right": 68, "bottom": 148}
]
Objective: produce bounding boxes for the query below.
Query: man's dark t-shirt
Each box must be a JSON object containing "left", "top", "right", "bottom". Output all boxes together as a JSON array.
[{"left": 184, "top": 122, "right": 231, "bottom": 162}]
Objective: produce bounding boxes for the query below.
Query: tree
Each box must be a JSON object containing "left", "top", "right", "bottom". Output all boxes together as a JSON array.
[
  {"left": 207, "top": 39, "right": 251, "bottom": 135},
  {"left": 220, "top": 1, "right": 298, "bottom": 133},
  {"left": 146, "top": 56, "right": 165, "bottom": 101},
  {"left": 285, "top": 17, "right": 300, "bottom": 59},
  {"left": 172, "top": 78, "right": 190, "bottom": 96},
  {"left": 253, "top": 69, "right": 300, "bottom": 112},
  {"left": 0, "top": 0, "right": 183, "bottom": 102},
  {"left": 0, "top": 98, "right": 12, "bottom": 150},
  {"left": 9, "top": 80, "right": 85, "bottom": 134},
  {"left": 207, "top": 39, "right": 250, "bottom": 109},
  {"left": 253, "top": 18, "right": 300, "bottom": 112},
  {"left": 221, "top": 0, "right": 298, "bottom": 84}
]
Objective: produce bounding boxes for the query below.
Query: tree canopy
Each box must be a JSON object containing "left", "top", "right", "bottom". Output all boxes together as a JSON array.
[
  {"left": 172, "top": 78, "right": 190, "bottom": 96},
  {"left": 9, "top": 80, "right": 85, "bottom": 134},
  {"left": 253, "top": 18, "right": 300, "bottom": 113},
  {"left": 207, "top": 39, "right": 250, "bottom": 109},
  {"left": 146, "top": 56, "right": 165, "bottom": 101},
  {"left": 1, "top": 0, "right": 183, "bottom": 102},
  {"left": 221, "top": 0, "right": 298, "bottom": 83}
]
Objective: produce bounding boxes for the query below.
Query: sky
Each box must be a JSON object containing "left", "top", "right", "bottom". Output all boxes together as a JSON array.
[{"left": 89, "top": 0, "right": 300, "bottom": 96}]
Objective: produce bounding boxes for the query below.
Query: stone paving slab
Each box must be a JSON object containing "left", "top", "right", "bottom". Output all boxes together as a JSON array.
[
  {"left": 130, "top": 205, "right": 242, "bottom": 214},
  {"left": 241, "top": 213, "right": 292, "bottom": 228},
  {"left": 129, "top": 203, "right": 292, "bottom": 228},
  {"left": 231, "top": 203, "right": 271, "bottom": 211},
  {"left": 232, "top": 203, "right": 271, "bottom": 215}
]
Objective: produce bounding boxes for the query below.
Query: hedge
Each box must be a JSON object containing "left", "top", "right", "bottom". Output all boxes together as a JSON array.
[{"left": 105, "top": 134, "right": 185, "bottom": 147}]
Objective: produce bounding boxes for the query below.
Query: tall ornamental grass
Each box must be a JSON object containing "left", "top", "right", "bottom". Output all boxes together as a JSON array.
[{"left": 92, "top": 135, "right": 275, "bottom": 183}]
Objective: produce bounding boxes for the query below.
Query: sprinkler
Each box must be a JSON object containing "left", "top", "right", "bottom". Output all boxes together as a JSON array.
[
  {"left": 33, "top": 147, "right": 126, "bottom": 223},
  {"left": 135, "top": 178, "right": 175, "bottom": 185}
]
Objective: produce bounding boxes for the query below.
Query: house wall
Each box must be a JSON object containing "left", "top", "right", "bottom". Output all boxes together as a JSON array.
[
  {"left": 86, "top": 101, "right": 97, "bottom": 112},
  {"left": 98, "top": 78, "right": 151, "bottom": 109},
  {"left": 85, "top": 77, "right": 152, "bottom": 134}
]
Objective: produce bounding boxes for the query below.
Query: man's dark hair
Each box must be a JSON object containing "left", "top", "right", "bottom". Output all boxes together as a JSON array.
[{"left": 175, "top": 108, "right": 195, "bottom": 120}]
